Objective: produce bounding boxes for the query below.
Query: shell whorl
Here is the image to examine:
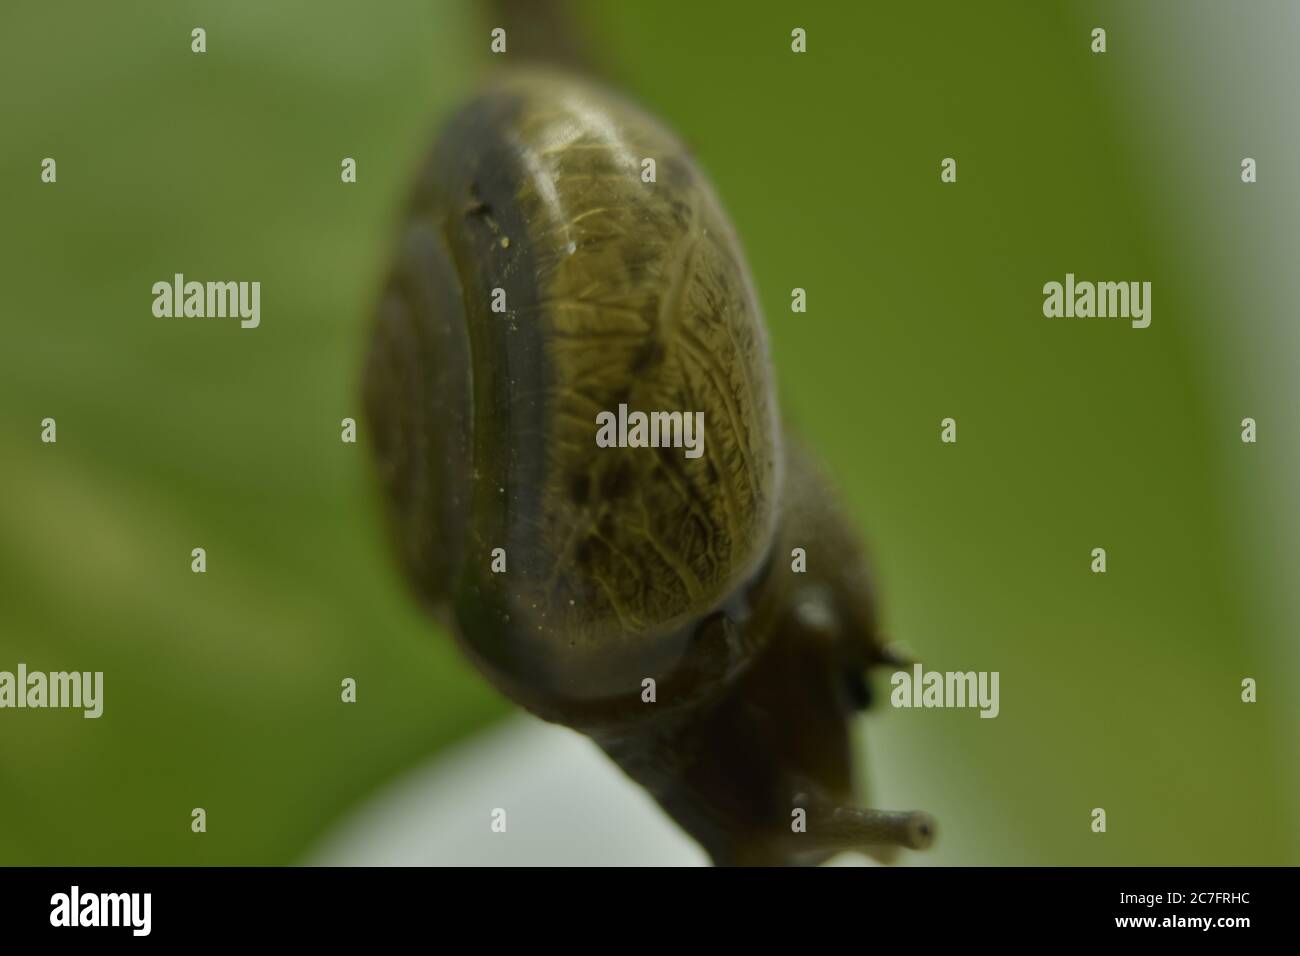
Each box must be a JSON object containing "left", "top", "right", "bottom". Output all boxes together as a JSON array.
[{"left": 364, "top": 72, "right": 780, "bottom": 719}]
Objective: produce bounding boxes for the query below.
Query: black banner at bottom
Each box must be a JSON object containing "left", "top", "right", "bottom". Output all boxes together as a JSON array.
[{"left": 0, "top": 866, "right": 1276, "bottom": 942}]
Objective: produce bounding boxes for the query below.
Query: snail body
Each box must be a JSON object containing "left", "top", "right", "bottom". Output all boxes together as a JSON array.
[{"left": 364, "top": 71, "right": 933, "bottom": 864}]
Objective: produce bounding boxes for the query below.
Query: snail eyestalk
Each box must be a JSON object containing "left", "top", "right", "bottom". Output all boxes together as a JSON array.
[
  {"left": 876, "top": 640, "right": 916, "bottom": 669},
  {"left": 796, "top": 807, "right": 937, "bottom": 854}
]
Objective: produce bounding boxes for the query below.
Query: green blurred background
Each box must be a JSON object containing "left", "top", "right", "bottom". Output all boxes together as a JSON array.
[{"left": 1, "top": 0, "right": 1295, "bottom": 865}]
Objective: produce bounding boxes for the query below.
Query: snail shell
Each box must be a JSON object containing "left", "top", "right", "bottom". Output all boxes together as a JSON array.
[{"left": 365, "top": 71, "right": 780, "bottom": 727}]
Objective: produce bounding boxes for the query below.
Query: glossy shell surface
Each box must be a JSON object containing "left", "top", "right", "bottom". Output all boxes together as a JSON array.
[{"left": 364, "top": 72, "right": 780, "bottom": 713}]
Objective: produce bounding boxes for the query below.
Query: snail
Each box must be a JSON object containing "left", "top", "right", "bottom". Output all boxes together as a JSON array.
[{"left": 362, "top": 69, "right": 935, "bottom": 865}]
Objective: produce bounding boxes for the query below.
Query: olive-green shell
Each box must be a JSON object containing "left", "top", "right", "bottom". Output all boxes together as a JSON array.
[{"left": 364, "top": 72, "right": 780, "bottom": 716}]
